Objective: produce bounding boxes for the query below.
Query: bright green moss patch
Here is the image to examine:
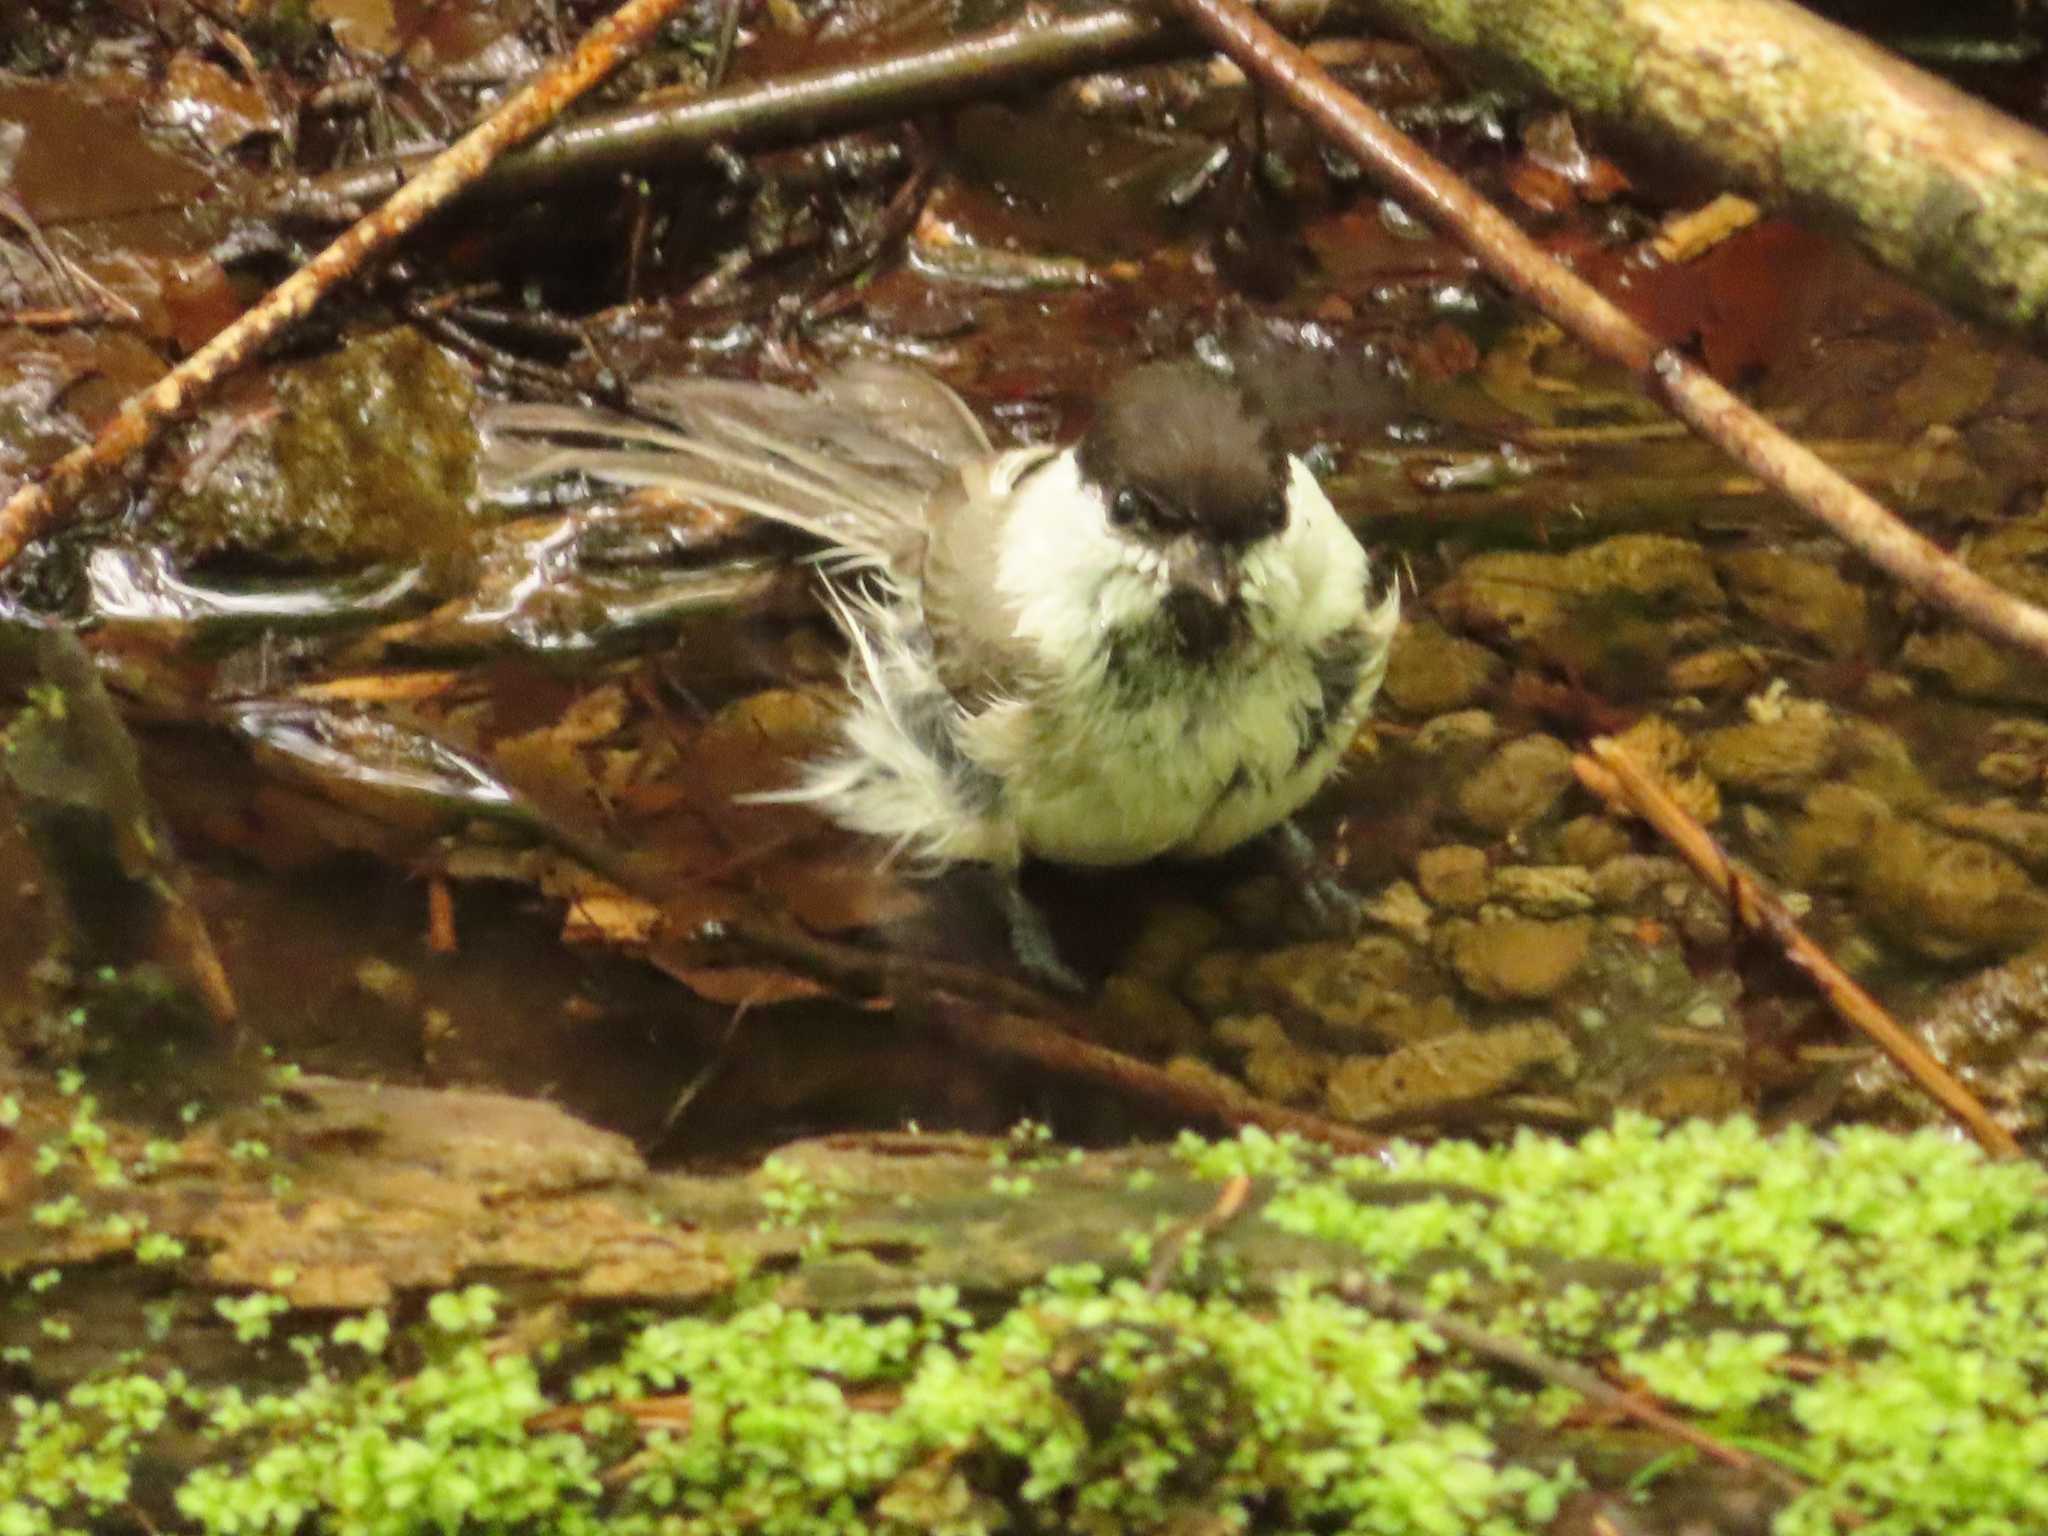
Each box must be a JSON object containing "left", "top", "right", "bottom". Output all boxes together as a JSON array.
[
  {"left": 1201, "top": 1114, "right": 2048, "bottom": 1534},
  {"left": 4, "top": 1116, "right": 2045, "bottom": 1534}
]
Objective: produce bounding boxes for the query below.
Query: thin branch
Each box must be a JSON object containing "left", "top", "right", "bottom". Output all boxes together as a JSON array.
[
  {"left": 1574, "top": 738, "right": 2023, "bottom": 1160},
  {"left": 0, "top": 0, "right": 696, "bottom": 573},
  {"left": 1145, "top": 1172, "right": 1253, "bottom": 1290},
  {"left": 681, "top": 913, "right": 1064, "bottom": 1018},
  {"left": 928, "top": 1005, "right": 1389, "bottom": 1156},
  {"left": 288, "top": 0, "right": 1335, "bottom": 212},
  {"left": 683, "top": 915, "right": 1389, "bottom": 1155},
  {"left": 1335, "top": 1271, "right": 1811, "bottom": 1501},
  {"left": 1359, "top": 0, "right": 2048, "bottom": 352},
  {"left": 1163, "top": 0, "right": 2048, "bottom": 671}
]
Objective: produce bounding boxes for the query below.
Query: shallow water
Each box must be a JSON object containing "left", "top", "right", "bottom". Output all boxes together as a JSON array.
[{"left": 3, "top": 0, "right": 2045, "bottom": 1158}]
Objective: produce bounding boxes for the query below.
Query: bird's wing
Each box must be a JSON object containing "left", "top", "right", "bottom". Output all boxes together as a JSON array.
[
  {"left": 482, "top": 363, "right": 991, "bottom": 570},
  {"left": 918, "top": 447, "right": 1060, "bottom": 707}
]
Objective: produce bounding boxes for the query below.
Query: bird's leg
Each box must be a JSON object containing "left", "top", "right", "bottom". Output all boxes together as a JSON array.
[
  {"left": 991, "top": 866, "right": 1087, "bottom": 994},
  {"left": 1269, "top": 818, "right": 1363, "bottom": 935}
]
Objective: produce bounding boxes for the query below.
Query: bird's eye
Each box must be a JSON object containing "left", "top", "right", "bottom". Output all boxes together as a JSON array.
[
  {"left": 1110, "top": 488, "right": 1147, "bottom": 527},
  {"left": 1262, "top": 495, "right": 1289, "bottom": 534}
]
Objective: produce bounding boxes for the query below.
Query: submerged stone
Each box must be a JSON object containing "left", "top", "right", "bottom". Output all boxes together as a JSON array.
[
  {"left": 1456, "top": 733, "right": 1575, "bottom": 833},
  {"left": 1323, "top": 1020, "right": 1574, "bottom": 1123},
  {"left": 1381, "top": 618, "right": 1504, "bottom": 715},
  {"left": 1444, "top": 916, "right": 1593, "bottom": 1002},
  {"left": 1718, "top": 549, "right": 1869, "bottom": 660},
  {"left": 1415, "top": 844, "right": 1489, "bottom": 912},
  {"left": 1698, "top": 709, "right": 1841, "bottom": 798},
  {"left": 1491, "top": 865, "right": 1597, "bottom": 916},
  {"left": 159, "top": 329, "right": 481, "bottom": 580},
  {"left": 1857, "top": 821, "right": 2048, "bottom": 962}
]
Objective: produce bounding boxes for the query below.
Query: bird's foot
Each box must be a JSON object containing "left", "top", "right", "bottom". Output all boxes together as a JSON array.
[
  {"left": 1270, "top": 819, "right": 1363, "bottom": 936},
  {"left": 994, "top": 871, "right": 1088, "bottom": 994}
]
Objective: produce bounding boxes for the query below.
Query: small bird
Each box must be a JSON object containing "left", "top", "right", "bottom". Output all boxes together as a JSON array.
[{"left": 487, "top": 359, "right": 1399, "bottom": 987}]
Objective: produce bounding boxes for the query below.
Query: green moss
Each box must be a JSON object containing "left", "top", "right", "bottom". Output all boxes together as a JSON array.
[
  {"left": 5, "top": 1118, "right": 2047, "bottom": 1533},
  {"left": 158, "top": 329, "right": 480, "bottom": 582}
]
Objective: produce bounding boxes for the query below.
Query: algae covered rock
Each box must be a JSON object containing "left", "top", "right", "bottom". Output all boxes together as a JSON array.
[
  {"left": 1380, "top": 619, "right": 1504, "bottom": 715},
  {"left": 1117, "top": 902, "right": 1225, "bottom": 985},
  {"left": 1455, "top": 732, "right": 1575, "bottom": 833},
  {"left": 1245, "top": 934, "right": 1445, "bottom": 1049},
  {"left": 1857, "top": 821, "right": 2048, "bottom": 962},
  {"left": 1563, "top": 533, "right": 1722, "bottom": 613},
  {"left": 1589, "top": 853, "right": 1691, "bottom": 910},
  {"left": 1437, "top": 535, "right": 1723, "bottom": 689},
  {"left": 1212, "top": 1012, "right": 1327, "bottom": 1104},
  {"left": 1899, "top": 627, "right": 2048, "bottom": 705},
  {"left": 1776, "top": 783, "right": 1891, "bottom": 891},
  {"left": 1698, "top": 708, "right": 1841, "bottom": 798},
  {"left": 1558, "top": 813, "right": 1631, "bottom": 868},
  {"left": 1415, "top": 844, "right": 1489, "bottom": 911},
  {"left": 1666, "top": 644, "right": 1772, "bottom": 697},
  {"left": 1934, "top": 802, "right": 2048, "bottom": 876},
  {"left": 1411, "top": 708, "right": 1499, "bottom": 756},
  {"left": 1443, "top": 915, "right": 1593, "bottom": 1002},
  {"left": 1435, "top": 549, "right": 1568, "bottom": 641},
  {"left": 1323, "top": 1019, "right": 1574, "bottom": 1123},
  {"left": 1490, "top": 864, "right": 1596, "bottom": 916},
  {"left": 1090, "top": 975, "right": 1206, "bottom": 1058},
  {"left": 1718, "top": 549, "right": 1869, "bottom": 659},
  {"left": 159, "top": 329, "right": 481, "bottom": 578}
]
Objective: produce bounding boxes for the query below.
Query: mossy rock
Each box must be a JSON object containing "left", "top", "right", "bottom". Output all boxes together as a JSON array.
[
  {"left": 1455, "top": 732, "right": 1576, "bottom": 834},
  {"left": 1717, "top": 548, "right": 1869, "bottom": 660},
  {"left": 1443, "top": 914, "right": 1593, "bottom": 1002},
  {"left": 1380, "top": 618, "right": 1504, "bottom": 715},
  {"left": 1856, "top": 820, "right": 2048, "bottom": 962},
  {"left": 157, "top": 329, "right": 481, "bottom": 580},
  {"left": 1698, "top": 710, "right": 1841, "bottom": 798}
]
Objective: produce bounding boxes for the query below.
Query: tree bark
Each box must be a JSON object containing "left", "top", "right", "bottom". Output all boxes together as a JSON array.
[{"left": 1369, "top": 0, "right": 2048, "bottom": 346}]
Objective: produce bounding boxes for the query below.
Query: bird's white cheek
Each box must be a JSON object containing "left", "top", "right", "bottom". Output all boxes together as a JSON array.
[
  {"left": 1238, "top": 545, "right": 1301, "bottom": 633},
  {"left": 1264, "top": 462, "right": 1370, "bottom": 640}
]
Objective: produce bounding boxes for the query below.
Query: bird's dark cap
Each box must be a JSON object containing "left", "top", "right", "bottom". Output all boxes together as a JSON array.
[{"left": 1076, "top": 361, "right": 1289, "bottom": 546}]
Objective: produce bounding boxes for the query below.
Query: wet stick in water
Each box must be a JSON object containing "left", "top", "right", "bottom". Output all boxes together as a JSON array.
[
  {"left": 1162, "top": 0, "right": 2048, "bottom": 674},
  {"left": 1575, "top": 737, "right": 2022, "bottom": 1160},
  {"left": 0, "top": 0, "right": 695, "bottom": 572}
]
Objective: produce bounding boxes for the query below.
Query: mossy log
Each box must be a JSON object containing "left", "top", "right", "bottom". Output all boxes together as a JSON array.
[
  {"left": 1369, "top": 0, "right": 2048, "bottom": 346},
  {"left": 4, "top": 1072, "right": 2046, "bottom": 1533}
]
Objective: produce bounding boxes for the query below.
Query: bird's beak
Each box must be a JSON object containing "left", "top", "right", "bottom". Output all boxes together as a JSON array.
[{"left": 1164, "top": 537, "right": 1237, "bottom": 608}]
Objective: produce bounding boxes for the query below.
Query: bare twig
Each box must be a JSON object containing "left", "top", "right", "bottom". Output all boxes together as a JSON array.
[
  {"left": 931, "top": 1005, "right": 1389, "bottom": 1156},
  {"left": 684, "top": 915, "right": 1389, "bottom": 1154},
  {"left": 1336, "top": 1271, "right": 1810, "bottom": 1501},
  {"left": 1164, "top": 0, "right": 2048, "bottom": 670},
  {"left": 2, "top": 307, "right": 118, "bottom": 330},
  {"left": 0, "top": 0, "right": 695, "bottom": 573},
  {"left": 290, "top": 0, "right": 1339, "bottom": 212},
  {"left": 1144, "top": 1172, "right": 1253, "bottom": 1290},
  {"left": 1359, "top": 0, "right": 2048, "bottom": 351},
  {"left": 1574, "top": 738, "right": 2022, "bottom": 1160},
  {"left": 682, "top": 913, "right": 1064, "bottom": 1018}
]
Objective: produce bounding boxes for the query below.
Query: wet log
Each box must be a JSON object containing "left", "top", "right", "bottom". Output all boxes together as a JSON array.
[{"left": 1366, "top": 0, "right": 2048, "bottom": 347}]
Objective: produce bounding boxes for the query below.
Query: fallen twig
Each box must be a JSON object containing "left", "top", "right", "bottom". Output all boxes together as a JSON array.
[
  {"left": 1574, "top": 738, "right": 2023, "bottom": 1160},
  {"left": 931, "top": 1005, "right": 1389, "bottom": 1156},
  {"left": 0, "top": 0, "right": 696, "bottom": 573},
  {"left": 1336, "top": 1270, "right": 1811, "bottom": 1501},
  {"left": 680, "top": 913, "right": 1064, "bottom": 1019},
  {"left": 1144, "top": 1172, "right": 1254, "bottom": 1290},
  {"left": 1165, "top": 0, "right": 2048, "bottom": 671},
  {"left": 287, "top": 1, "right": 1338, "bottom": 211},
  {"left": 684, "top": 915, "right": 1389, "bottom": 1154},
  {"left": 1357, "top": 0, "right": 2048, "bottom": 351}
]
